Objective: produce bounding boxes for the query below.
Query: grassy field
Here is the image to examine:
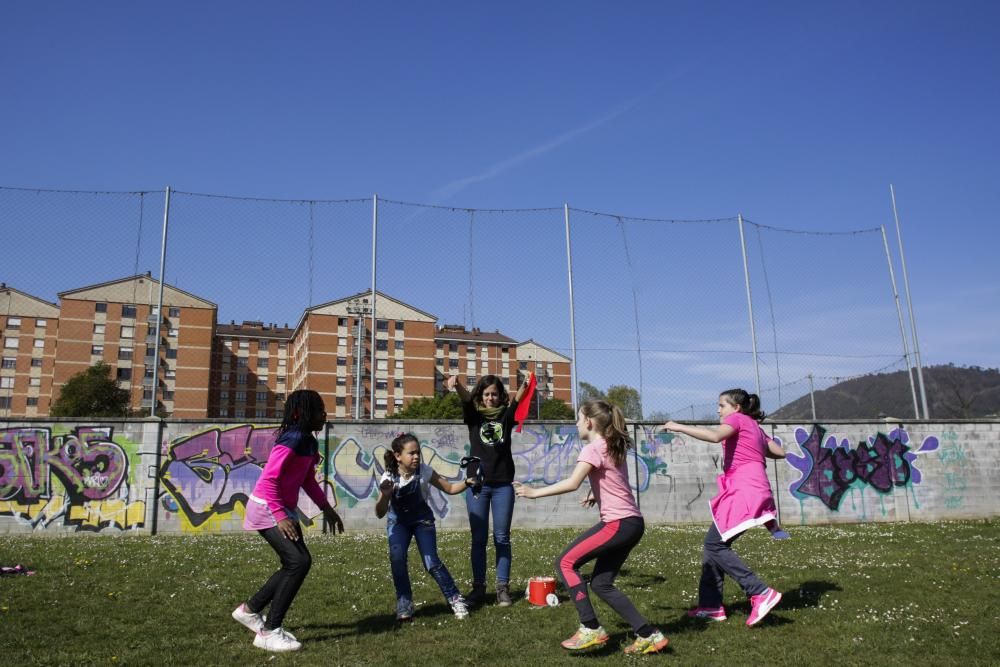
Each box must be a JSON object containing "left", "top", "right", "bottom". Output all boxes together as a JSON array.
[{"left": 1, "top": 520, "right": 997, "bottom": 666}]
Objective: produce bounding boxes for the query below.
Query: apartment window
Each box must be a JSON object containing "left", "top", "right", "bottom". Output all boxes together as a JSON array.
[
  {"left": 35, "top": 319, "right": 47, "bottom": 327},
  {"left": 255, "top": 409, "right": 267, "bottom": 418},
  {"left": 467, "top": 376, "right": 476, "bottom": 385},
  {"left": 277, "top": 376, "right": 286, "bottom": 384},
  {"left": 95, "top": 302, "right": 107, "bottom": 313},
  {"left": 449, "top": 342, "right": 458, "bottom": 352},
  {"left": 395, "top": 360, "right": 404, "bottom": 370},
  {"left": 394, "top": 380, "right": 403, "bottom": 389},
  {"left": 336, "top": 396, "right": 346, "bottom": 406},
  {"left": 278, "top": 342, "right": 287, "bottom": 350},
  {"left": 237, "top": 374, "right": 247, "bottom": 384},
  {"left": 394, "top": 398, "right": 404, "bottom": 407},
  {"left": 376, "top": 340, "right": 388, "bottom": 351},
  {"left": 235, "top": 391, "right": 247, "bottom": 401},
  {"left": 218, "top": 408, "right": 229, "bottom": 417},
  {"left": 258, "top": 340, "right": 269, "bottom": 352},
  {"left": 394, "top": 340, "right": 404, "bottom": 350},
  {"left": 449, "top": 358, "right": 459, "bottom": 368},
  {"left": 0, "top": 377, "right": 13, "bottom": 389},
  {"left": 168, "top": 328, "right": 178, "bottom": 337},
  {"left": 376, "top": 380, "right": 388, "bottom": 390},
  {"left": 220, "top": 391, "right": 229, "bottom": 400},
  {"left": 337, "top": 357, "right": 347, "bottom": 366},
  {"left": 93, "top": 324, "right": 105, "bottom": 335},
  {"left": 121, "top": 305, "right": 137, "bottom": 318},
  {"left": 257, "top": 377, "right": 268, "bottom": 386},
  {"left": 338, "top": 317, "right": 347, "bottom": 326},
  {"left": 91, "top": 345, "right": 104, "bottom": 356},
  {"left": 31, "top": 358, "right": 42, "bottom": 367},
  {"left": 376, "top": 319, "right": 389, "bottom": 331},
  {"left": 376, "top": 359, "right": 388, "bottom": 371},
  {"left": 336, "top": 377, "right": 346, "bottom": 386},
  {"left": 120, "top": 326, "right": 135, "bottom": 339},
  {"left": 3, "top": 338, "right": 17, "bottom": 350},
  {"left": 33, "top": 338, "right": 44, "bottom": 349},
  {"left": 144, "top": 368, "right": 154, "bottom": 378},
  {"left": 29, "top": 377, "right": 41, "bottom": 387},
  {"left": 169, "top": 307, "right": 180, "bottom": 317},
  {"left": 502, "top": 346, "right": 509, "bottom": 353},
  {"left": 6, "top": 317, "right": 20, "bottom": 329},
  {"left": 221, "top": 372, "right": 230, "bottom": 383},
  {"left": 237, "top": 358, "right": 247, "bottom": 367},
  {"left": 235, "top": 408, "right": 245, "bottom": 418},
  {"left": 1, "top": 358, "right": 15, "bottom": 369},
  {"left": 26, "top": 397, "right": 38, "bottom": 407},
  {"left": 0, "top": 397, "right": 10, "bottom": 410},
  {"left": 118, "top": 348, "right": 134, "bottom": 361},
  {"left": 375, "top": 398, "right": 388, "bottom": 410},
  {"left": 163, "top": 390, "right": 174, "bottom": 400},
  {"left": 436, "top": 341, "right": 444, "bottom": 350},
  {"left": 116, "top": 368, "right": 132, "bottom": 381},
  {"left": 256, "top": 391, "right": 268, "bottom": 401},
  {"left": 277, "top": 358, "right": 286, "bottom": 366},
  {"left": 257, "top": 358, "right": 269, "bottom": 368},
  {"left": 165, "top": 369, "right": 176, "bottom": 379},
  {"left": 145, "top": 346, "right": 154, "bottom": 358},
  {"left": 338, "top": 337, "right": 347, "bottom": 347},
  {"left": 239, "top": 340, "right": 249, "bottom": 349},
  {"left": 166, "top": 349, "right": 177, "bottom": 359}
]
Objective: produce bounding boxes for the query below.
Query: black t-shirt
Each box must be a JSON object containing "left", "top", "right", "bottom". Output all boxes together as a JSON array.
[{"left": 462, "top": 399, "right": 519, "bottom": 485}]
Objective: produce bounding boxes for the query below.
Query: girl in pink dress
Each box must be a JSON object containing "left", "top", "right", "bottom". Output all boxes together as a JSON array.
[{"left": 664, "top": 388, "right": 786, "bottom": 627}]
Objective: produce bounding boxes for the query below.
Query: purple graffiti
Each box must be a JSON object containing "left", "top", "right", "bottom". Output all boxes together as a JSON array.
[
  {"left": 0, "top": 426, "right": 129, "bottom": 503},
  {"left": 787, "top": 425, "right": 938, "bottom": 511}
]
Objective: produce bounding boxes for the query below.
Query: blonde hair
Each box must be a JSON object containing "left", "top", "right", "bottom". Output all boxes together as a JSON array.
[{"left": 580, "top": 399, "right": 632, "bottom": 465}]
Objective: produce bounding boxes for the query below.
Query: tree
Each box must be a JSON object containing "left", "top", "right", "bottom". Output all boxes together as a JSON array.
[
  {"left": 392, "top": 392, "right": 464, "bottom": 419},
  {"left": 50, "top": 362, "right": 131, "bottom": 418},
  {"left": 577, "top": 381, "right": 605, "bottom": 403},
  {"left": 605, "top": 384, "right": 643, "bottom": 419},
  {"left": 538, "top": 398, "right": 575, "bottom": 420}
]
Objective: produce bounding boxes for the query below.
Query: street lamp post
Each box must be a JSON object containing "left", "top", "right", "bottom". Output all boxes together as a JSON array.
[{"left": 347, "top": 298, "right": 372, "bottom": 419}]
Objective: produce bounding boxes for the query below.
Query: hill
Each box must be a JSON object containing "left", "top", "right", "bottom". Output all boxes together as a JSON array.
[{"left": 770, "top": 364, "right": 1000, "bottom": 420}]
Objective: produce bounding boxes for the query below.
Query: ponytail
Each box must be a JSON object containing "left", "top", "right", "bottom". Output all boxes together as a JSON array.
[
  {"left": 720, "top": 388, "right": 766, "bottom": 422},
  {"left": 579, "top": 399, "right": 633, "bottom": 465}
]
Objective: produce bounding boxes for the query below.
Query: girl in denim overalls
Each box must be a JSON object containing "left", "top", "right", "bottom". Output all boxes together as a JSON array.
[{"left": 375, "top": 432, "right": 474, "bottom": 621}]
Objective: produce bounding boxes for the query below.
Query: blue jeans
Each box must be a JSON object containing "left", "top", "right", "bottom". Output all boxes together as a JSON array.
[
  {"left": 387, "top": 515, "right": 460, "bottom": 604},
  {"left": 466, "top": 483, "right": 514, "bottom": 585}
]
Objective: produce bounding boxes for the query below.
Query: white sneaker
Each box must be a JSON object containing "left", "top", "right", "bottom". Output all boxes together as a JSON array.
[
  {"left": 449, "top": 595, "right": 469, "bottom": 619},
  {"left": 231, "top": 603, "right": 266, "bottom": 633},
  {"left": 253, "top": 627, "right": 301, "bottom": 652}
]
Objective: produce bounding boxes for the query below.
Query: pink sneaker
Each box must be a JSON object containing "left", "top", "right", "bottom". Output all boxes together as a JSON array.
[
  {"left": 746, "top": 588, "right": 781, "bottom": 626},
  {"left": 686, "top": 606, "right": 727, "bottom": 621}
]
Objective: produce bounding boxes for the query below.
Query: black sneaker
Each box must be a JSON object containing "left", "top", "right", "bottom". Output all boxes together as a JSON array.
[
  {"left": 496, "top": 583, "right": 512, "bottom": 607},
  {"left": 465, "top": 583, "right": 486, "bottom": 606}
]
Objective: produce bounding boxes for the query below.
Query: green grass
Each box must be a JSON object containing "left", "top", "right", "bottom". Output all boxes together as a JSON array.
[{"left": 1, "top": 520, "right": 998, "bottom": 666}]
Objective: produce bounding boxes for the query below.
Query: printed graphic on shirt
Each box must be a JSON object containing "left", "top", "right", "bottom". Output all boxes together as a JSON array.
[{"left": 479, "top": 420, "right": 504, "bottom": 447}]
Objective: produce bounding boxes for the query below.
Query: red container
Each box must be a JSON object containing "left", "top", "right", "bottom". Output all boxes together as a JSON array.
[{"left": 527, "top": 576, "right": 557, "bottom": 606}]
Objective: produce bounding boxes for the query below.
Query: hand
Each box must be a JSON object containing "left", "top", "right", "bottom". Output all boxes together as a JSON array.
[
  {"left": 379, "top": 478, "right": 395, "bottom": 493},
  {"left": 445, "top": 375, "right": 458, "bottom": 392},
  {"left": 520, "top": 370, "right": 534, "bottom": 386},
  {"left": 323, "top": 508, "right": 344, "bottom": 534},
  {"left": 664, "top": 421, "right": 681, "bottom": 432},
  {"left": 579, "top": 492, "right": 596, "bottom": 508},
  {"left": 277, "top": 517, "right": 299, "bottom": 541},
  {"left": 512, "top": 481, "right": 536, "bottom": 499}
]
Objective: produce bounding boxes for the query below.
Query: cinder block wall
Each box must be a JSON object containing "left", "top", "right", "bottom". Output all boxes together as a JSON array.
[{"left": 1, "top": 419, "right": 996, "bottom": 535}]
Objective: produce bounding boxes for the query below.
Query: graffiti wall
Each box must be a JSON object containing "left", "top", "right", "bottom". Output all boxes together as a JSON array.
[{"left": 0, "top": 419, "right": 997, "bottom": 534}]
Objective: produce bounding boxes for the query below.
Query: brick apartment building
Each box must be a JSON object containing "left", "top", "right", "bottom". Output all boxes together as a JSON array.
[
  {"left": 1, "top": 280, "right": 573, "bottom": 420},
  {"left": 1, "top": 284, "right": 60, "bottom": 417},
  {"left": 53, "top": 274, "right": 217, "bottom": 418}
]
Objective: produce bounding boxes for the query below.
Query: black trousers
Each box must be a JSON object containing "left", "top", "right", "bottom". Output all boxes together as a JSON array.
[{"left": 246, "top": 524, "right": 313, "bottom": 630}]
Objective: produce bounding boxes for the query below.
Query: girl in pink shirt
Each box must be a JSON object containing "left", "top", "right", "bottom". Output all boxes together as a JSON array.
[
  {"left": 230, "top": 390, "right": 344, "bottom": 652},
  {"left": 515, "top": 400, "right": 669, "bottom": 655},
  {"left": 664, "top": 388, "right": 786, "bottom": 627}
]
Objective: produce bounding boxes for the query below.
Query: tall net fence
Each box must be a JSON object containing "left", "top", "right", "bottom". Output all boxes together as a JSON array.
[{"left": 1, "top": 185, "right": 919, "bottom": 418}]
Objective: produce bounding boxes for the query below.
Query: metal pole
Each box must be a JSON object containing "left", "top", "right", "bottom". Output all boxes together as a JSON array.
[
  {"left": 354, "top": 315, "right": 363, "bottom": 419},
  {"left": 564, "top": 204, "right": 580, "bottom": 411},
  {"left": 890, "top": 185, "right": 930, "bottom": 418},
  {"left": 808, "top": 373, "right": 817, "bottom": 421},
  {"left": 150, "top": 186, "right": 171, "bottom": 416},
  {"left": 369, "top": 194, "right": 378, "bottom": 419},
  {"left": 880, "top": 225, "right": 920, "bottom": 419},
  {"left": 737, "top": 214, "right": 761, "bottom": 395}
]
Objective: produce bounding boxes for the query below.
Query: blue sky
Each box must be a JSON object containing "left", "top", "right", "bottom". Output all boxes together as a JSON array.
[{"left": 2, "top": 2, "right": 998, "bottom": 416}]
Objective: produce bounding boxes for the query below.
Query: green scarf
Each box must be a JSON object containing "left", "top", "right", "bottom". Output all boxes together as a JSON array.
[{"left": 476, "top": 404, "right": 505, "bottom": 421}]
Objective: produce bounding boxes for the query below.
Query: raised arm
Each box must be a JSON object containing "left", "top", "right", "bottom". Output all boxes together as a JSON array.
[
  {"left": 514, "top": 370, "right": 535, "bottom": 402},
  {"left": 430, "top": 469, "right": 474, "bottom": 495},
  {"left": 663, "top": 420, "right": 735, "bottom": 443},
  {"left": 446, "top": 374, "right": 472, "bottom": 403}
]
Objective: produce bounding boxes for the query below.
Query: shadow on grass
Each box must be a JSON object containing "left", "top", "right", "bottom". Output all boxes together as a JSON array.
[
  {"left": 561, "top": 632, "right": 677, "bottom": 659},
  {"left": 305, "top": 600, "right": 480, "bottom": 641}
]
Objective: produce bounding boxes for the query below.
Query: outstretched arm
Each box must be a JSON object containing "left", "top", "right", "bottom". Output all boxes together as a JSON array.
[
  {"left": 446, "top": 374, "right": 473, "bottom": 403},
  {"left": 430, "top": 470, "right": 474, "bottom": 495},
  {"left": 514, "top": 461, "right": 593, "bottom": 499},
  {"left": 663, "top": 420, "right": 735, "bottom": 443}
]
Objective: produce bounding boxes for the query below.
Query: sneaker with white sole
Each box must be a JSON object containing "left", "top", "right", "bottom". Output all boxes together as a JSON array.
[
  {"left": 396, "top": 598, "right": 415, "bottom": 622},
  {"left": 449, "top": 595, "right": 469, "bottom": 619},
  {"left": 253, "top": 627, "right": 301, "bottom": 652},
  {"left": 746, "top": 587, "right": 782, "bottom": 626},
  {"left": 686, "top": 606, "right": 727, "bottom": 621},
  {"left": 624, "top": 629, "right": 670, "bottom": 655},
  {"left": 231, "top": 603, "right": 266, "bottom": 633},
  {"left": 560, "top": 625, "right": 610, "bottom": 650}
]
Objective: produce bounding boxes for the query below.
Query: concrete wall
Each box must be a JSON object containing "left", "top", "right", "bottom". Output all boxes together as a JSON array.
[{"left": 1, "top": 418, "right": 996, "bottom": 535}]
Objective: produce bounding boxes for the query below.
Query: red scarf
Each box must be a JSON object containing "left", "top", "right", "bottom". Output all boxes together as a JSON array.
[{"left": 513, "top": 374, "right": 537, "bottom": 433}]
